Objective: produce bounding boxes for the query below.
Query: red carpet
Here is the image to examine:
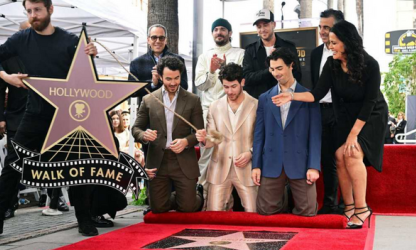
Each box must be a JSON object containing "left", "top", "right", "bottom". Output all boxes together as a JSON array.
[
  {"left": 316, "top": 145, "right": 416, "bottom": 214},
  {"left": 55, "top": 218, "right": 375, "bottom": 250},
  {"left": 144, "top": 211, "right": 347, "bottom": 229}
]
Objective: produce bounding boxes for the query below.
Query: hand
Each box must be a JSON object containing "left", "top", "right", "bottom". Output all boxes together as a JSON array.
[
  {"left": 1, "top": 72, "right": 28, "bottom": 89},
  {"left": 134, "top": 149, "right": 145, "bottom": 167},
  {"left": 85, "top": 38, "right": 98, "bottom": 57},
  {"left": 390, "top": 133, "right": 394, "bottom": 138},
  {"left": 0, "top": 121, "right": 5, "bottom": 136},
  {"left": 271, "top": 92, "right": 292, "bottom": 106},
  {"left": 306, "top": 169, "right": 319, "bottom": 185},
  {"left": 196, "top": 129, "right": 207, "bottom": 144},
  {"left": 251, "top": 168, "right": 261, "bottom": 186},
  {"left": 209, "top": 54, "right": 226, "bottom": 74},
  {"left": 151, "top": 66, "right": 160, "bottom": 85},
  {"left": 170, "top": 138, "right": 188, "bottom": 154},
  {"left": 143, "top": 129, "right": 157, "bottom": 142},
  {"left": 343, "top": 133, "right": 360, "bottom": 156},
  {"left": 234, "top": 152, "right": 252, "bottom": 168},
  {"left": 145, "top": 168, "right": 157, "bottom": 180}
]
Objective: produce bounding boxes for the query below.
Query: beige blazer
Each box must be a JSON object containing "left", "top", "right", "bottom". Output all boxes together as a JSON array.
[{"left": 205, "top": 92, "right": 258, "bottom": 186}]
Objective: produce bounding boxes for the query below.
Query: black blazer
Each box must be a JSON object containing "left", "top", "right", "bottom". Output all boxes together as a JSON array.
[
  {"left": 310, "top": 44, "right": 324, "bottom": 90},
  {"left": 395, "top": 120, "right": 407, "bottom": 135}
]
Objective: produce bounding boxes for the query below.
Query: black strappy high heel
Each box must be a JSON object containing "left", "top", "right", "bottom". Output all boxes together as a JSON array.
[
  {"left": 347, "top": 206, "right": 373, "bottom": 229},
  {"left": 343, "top": 203, "right": 355, "bottom": 220}
]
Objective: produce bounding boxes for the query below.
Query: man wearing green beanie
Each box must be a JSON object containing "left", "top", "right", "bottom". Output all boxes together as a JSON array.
[{"left": 195, "top": 18, "right": 245, "bottom": 211}]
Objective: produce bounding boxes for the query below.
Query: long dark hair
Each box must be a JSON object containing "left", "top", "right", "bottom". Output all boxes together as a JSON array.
[
  {"left": 331, "top": 20, "right": 365, "bottom": 85},
  {"left": 109, "top": 110, "right": 124, "bottom": 133}
]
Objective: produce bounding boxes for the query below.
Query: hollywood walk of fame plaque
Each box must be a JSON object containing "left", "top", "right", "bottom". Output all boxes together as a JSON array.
[
  {"left": 10, "top": 27, "right": 148, "bottom": 197},
  {"left": 143, "top": 229, "right": 297, "bottom": 250}
]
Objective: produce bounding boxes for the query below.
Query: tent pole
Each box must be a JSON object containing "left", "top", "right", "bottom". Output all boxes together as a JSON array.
[{"left": 133, "top": 35, "right": 139, "bottom": 58}]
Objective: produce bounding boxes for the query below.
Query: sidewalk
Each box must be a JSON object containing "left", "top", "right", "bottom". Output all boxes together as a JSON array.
[
  {"left": 0, "top": 203, "right": 146, "bottom": 249},
  {"left": 1, "top": 205, "right": 416, "bottom": 250}
]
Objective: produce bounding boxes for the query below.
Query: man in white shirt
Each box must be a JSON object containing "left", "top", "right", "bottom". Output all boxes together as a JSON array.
[
  {"left": 310, "top": 9, "right": 344, "bottom": 215},
  {"left": 195, "top": 18, "right": 245, "bottom": 207},
  {"left": 196, "top": 63, "right": 258, "bottom": 212}
]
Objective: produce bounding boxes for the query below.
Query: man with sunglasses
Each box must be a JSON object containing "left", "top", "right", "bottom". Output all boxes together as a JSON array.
[{"left": 129, "top": 24, "right": 188, "bottom": 99}]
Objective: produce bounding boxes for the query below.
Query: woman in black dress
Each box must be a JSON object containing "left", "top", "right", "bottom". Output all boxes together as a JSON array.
[{"left": 273, "top": 20, "right": 387, "bottom": 229}]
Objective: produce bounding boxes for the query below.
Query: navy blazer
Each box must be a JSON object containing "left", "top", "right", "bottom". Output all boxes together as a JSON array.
[{"left": 252, "top": 83, "right": 322, "bottom": 179}]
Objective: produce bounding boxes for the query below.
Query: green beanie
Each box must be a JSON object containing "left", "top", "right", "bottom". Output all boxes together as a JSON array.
[{"left": 211, "top": 18, "right": 232, "bottom": 32}]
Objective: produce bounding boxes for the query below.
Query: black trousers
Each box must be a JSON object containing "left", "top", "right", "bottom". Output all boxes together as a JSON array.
[
  {"left": 0, "top": 114, "right": 88, "bottom": 220},
  {"left": 320, "top": 104, "right": 339, "bottom": 208}
]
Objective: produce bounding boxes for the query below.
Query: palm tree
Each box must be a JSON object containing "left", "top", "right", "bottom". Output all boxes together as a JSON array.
[
  {"left": 263, "top": 0, "right": 274, "bottom": 12},
  {"left": 338, "top": 0, "right": 344, "bottom": 12},
  {"left": 327, "top": 0, "right": 333, "bottom": 9},
  {"left": 147, "top": 0, "right": 179, "bottom": 53},
  {"left": 356, "top": 0, "right": 364, "bottom": 36},
  {"left": 300, "top": 0, "right": 312, "bottom": 18}
]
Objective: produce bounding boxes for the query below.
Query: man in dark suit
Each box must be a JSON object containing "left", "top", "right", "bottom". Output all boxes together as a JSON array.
[
  {"left": 132, "top": 56, "right": 204, "bottom": 213},
  {"left": 310, "top": 9, "right": 344, "bottom": 215},
  {"left": 243, "top": 9, "right": 302, "bottom": 99},
  {"left": 252, "top": 48, "right": 321, "bottom": 216}
]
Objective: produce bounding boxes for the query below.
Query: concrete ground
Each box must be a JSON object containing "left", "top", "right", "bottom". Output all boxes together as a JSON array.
[{"left": 0, "top": 206, "right": 415, "bottom": 250}]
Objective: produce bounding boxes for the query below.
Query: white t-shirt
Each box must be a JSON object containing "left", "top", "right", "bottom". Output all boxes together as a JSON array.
[
  {"left": 265, "top": 46, "right": 274, "bottom": 56},
  {"left": 319, "top": 44, "right": 334, "bottom": 103}
]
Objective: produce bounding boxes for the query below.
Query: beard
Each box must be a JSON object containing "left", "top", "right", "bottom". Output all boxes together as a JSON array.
[
  {"left": 30, "top": 13, "right": 51, "bottom": 32},
  {"left": 214, "top": 36, "right": 229, "bottom": 46}
]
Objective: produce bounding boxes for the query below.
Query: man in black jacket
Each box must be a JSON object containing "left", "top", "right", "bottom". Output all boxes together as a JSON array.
[
  {"left": 243, "top": 9, "right": 301, "bottom": 99},
  {"left": 0, "top": 0, "right": 98, "bottom": 236},
  {"left": 310, "top": 9, "right": 344, "bottom": 214},
  {"left": 129, "top": 24, "right": 188, "bottom": 99}
]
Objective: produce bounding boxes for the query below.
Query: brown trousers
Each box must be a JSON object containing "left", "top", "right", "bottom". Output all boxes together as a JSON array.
[
  {"left": 257, "top": 170, "right": 317, "bottom": 216},
  {"left": 149, "top": 150, "right": 202, "bottom": 213}
]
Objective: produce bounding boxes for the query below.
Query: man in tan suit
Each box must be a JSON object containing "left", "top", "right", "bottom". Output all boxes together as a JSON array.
[
  {"left": 196, "top": 63, "right": 258, "bottom": 212},
  {"left": 132, "top": 56, "right": 204, "bottom": 213}
]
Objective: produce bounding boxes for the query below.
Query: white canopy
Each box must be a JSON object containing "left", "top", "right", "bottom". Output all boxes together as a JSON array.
[{"left": 0, "top": 0, "right": 149, "bottom": 77}]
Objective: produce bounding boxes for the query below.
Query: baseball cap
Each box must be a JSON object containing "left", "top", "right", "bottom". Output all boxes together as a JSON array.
[{"left": 253, "top": 9, "right": 275, "bottom": 26}]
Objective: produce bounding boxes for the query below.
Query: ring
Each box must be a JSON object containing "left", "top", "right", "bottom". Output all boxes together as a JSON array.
[{"left": 351, "top": 145, "right": 355, "bottom": 148}]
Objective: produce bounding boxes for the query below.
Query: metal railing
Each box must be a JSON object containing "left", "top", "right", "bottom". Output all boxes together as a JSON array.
[{"left": 395, "top": 129, "right": 416, "bottom": 144}]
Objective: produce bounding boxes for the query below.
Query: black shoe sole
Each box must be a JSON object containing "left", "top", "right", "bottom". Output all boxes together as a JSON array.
[
  {"left": 93, "top": 223, "right": 114, "bottom": 228},
  {"left": 78, "top": 229, "right": 99, "bottom": 236}
]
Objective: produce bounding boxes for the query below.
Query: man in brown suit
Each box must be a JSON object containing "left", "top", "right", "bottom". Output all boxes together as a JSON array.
[
  {"left": 132, "top": 56, "right": 204, "bottom": 213},
  {"left": 196, "top": 63, "right": 258, "bottom": 212}
]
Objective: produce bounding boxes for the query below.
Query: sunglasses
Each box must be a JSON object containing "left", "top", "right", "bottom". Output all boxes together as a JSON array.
[{"left": 149, "top": 36, "right": 166, "bottom": 42}]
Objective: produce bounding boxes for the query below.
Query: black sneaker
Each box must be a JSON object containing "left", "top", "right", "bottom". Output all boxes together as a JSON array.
[
  {"left": 0, "top": 217, "right": 3, "bottom": 234},
  {"left": 91, "top": 215, "right": 114, "bottom": 228},
  {"left": 143, "top": 207, "right": 152, "bottom": 216},
  {"left": 38, "top": 194, "right": 47, "bottom": 207},
  {"left": 78, "top": 221, "right": 99, "bottom": 237},
  {"left": 57, "top": 197, "right": 69, "bottom": 212},
  {"left": 196, "top": 184, "right": 204, "bottom": 211},
  {"left": 4, "top": 209, "right": 15, "bottom": 220}
]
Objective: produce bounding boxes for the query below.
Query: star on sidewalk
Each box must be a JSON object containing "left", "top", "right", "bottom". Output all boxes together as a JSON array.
[
  {"left": 23, "top": 29, "right": 146, "bottom": 158},
  {"left": 172, "top": 231, "right": 287, "bottom": 250}
]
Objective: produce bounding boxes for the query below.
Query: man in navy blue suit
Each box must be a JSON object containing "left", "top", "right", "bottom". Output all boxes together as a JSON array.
[{"left": 251, "top": 48, "right": 321, "bottom": 216}]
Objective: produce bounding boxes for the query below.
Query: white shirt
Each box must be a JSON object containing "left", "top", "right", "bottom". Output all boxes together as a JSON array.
[
  {"left": 227, "top": 94, "right": 245, "bottom": 166},
  {"left": 227, "top": 99, "right": 244, "bottom": 133},
  {"left": 278, "top": 81, "right": 297, "bottom": 129},
  {"left": 162, "top": 86, "right": 180, "bottom": 148},
  {"left": 195, "top": 42, "right": 245, "bottom": 120},
  {"left": 319, "top": 44, "right": 333, "bottom": 103},
  {"left": 265, "top": 46, "right": 274, "bottom": 56}
]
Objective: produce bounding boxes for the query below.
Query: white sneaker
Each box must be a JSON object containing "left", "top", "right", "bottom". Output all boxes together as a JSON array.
[{"left": 42, "top": 208, "right": 63, "bottom": 216}]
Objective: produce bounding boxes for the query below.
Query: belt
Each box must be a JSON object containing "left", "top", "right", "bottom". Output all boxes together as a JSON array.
[{"left": 320, "top": 103, "right": 332, "bottom": 108}]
